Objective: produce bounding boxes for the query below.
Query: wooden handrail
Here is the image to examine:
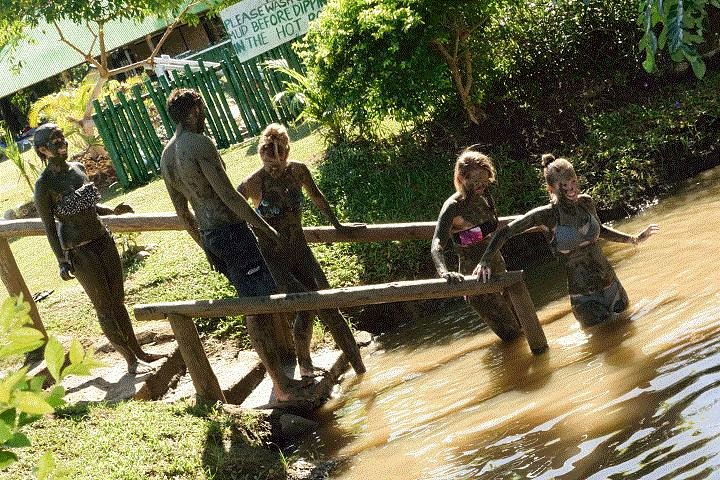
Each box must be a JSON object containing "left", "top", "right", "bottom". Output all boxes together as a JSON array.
[
  {"left": 0, "top": 214, "right": 521, "bottom": 242},
  {"left": 134, "top": 272, "right": 526, "bottom": 321}
]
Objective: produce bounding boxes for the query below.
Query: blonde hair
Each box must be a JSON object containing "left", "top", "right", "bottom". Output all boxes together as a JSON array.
[
  {"left": 541, "top": 153, "right": 576, "bottom": 202},
  {"left": 258, "top": 123, "right": 290, "bottom": 161},
  {"left": 453, "top": 150, "right": 496, "bottom": 199}
]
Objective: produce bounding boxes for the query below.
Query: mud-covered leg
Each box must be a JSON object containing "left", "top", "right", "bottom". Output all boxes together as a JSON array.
[
  {"left": 246, "top": 313, "right": 308, "bottom": 402},
  {"left": 571, "top": 300, "right": 611, "bottom": 327},
  {"left": 104, "top": 237, "right": 164, "bottom": 365},
  {"left": 316, "top": 309, "right": 366, "bottom": 374},
  {"left": 294, "top": 311, "right": 315, "bottom": 377},
  {"left": 467, "top": 292, "right": 522, "bottom": 342}
]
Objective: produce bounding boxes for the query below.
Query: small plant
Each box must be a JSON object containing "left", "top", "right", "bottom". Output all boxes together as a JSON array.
[
  {"left": 115, "top": 232, "right": 142, "bottom": 262},
  {"left": 0, "top": 127, "right": 40, "bottom": 195},
  {"left": 0, "top": 295, "right": 101, "bottom": 476},
  {"left": 264, "top": 59, "right": 352, "bottom": 142}
]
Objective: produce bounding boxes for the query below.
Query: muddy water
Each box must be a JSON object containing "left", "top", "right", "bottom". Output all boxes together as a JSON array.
[{"left": 308, "top": 166, "right": 720, "bottom": 479}]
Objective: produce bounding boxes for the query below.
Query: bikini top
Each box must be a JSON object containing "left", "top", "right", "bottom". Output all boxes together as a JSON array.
[
  {"left": 552, "top": 204, "right": 600, "bottom": 254},
  {"left": 453, "top": 218, "right": 499, "bottom": 246},
  {"left": 256, "top": 168, "right": 304, "bottom": 219},
  {"left": 452, "top": 193, "right": 498, "bottom": 247},
  {"left": 54, "top": 183, "right": 101, "bottom": 217}
]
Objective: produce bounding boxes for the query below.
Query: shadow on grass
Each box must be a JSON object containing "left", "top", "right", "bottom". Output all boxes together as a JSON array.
[{"left": 184, "top": 404, "right": 288, "bottom": 480}]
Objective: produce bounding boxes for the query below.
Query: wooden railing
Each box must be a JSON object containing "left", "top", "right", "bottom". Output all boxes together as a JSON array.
[
  {"left": 133, "top": 272, "right": 548, "bottom": 403},
  {"left": 0, "top": 214, "right": 525, "bottom": 343}
]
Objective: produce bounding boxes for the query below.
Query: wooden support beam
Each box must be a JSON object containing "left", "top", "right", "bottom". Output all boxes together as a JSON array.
[
  {"left": 134, "top": 272, "right": 526, "bottom": 321},
  {"left": 506, "top": 275, "right": 548, "bottom": 354},
  {"left": 0, "top": 238, "right": 47, "bottom": 339},
  {"left": 167, "top": 314, "right": 226, "bottom": 405}
]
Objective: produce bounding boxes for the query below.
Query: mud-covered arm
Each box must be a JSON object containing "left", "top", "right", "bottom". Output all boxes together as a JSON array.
[
  {"left": 478, "top": 205, "right": 555, "bottom": 271},
  {"left": 296, "top": 163, "right": 352, "bottom": 229},
  {"left": 431, "top": 197, "right": 458, "bottom": 277},
  {"left": 600, "top": 222, "right": 659, "bottom": 245},
  {"left": 237, "top": 170, "right": 262, "bottom": 208},
  {"left": 584, "top": 196, "right": 658, "bottom": 244},
  {"left": 96, "top": 202, "right": 133, "bottom": 216},
  {"left": 34, "top": 182, "right": 65, "bottom": 263},
  {"left": 197, "top": 141, "right": 279, "bottom": 241},
  {"left": 163, "top": 176, "right": 202, "bottom": 247}
]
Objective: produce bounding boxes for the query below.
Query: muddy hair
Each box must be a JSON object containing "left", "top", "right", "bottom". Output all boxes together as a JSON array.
[
  {"left": 258, "top": 123, "right": 290, "bottom": 161},
  {"left": 453, "top": 150, "right": 496, "bottom": 199},
  {"left": 166, "top": 88, "right": 203, "bottom": 125},
  {"left": 33, "top": 123, "right": 62, "bottom": 163},
  {"left": 541, "top": 153, "right": 576, "bottom": 202}
]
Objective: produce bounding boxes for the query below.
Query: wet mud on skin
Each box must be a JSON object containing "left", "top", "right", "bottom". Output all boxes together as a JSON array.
[{"left": 293, "top": 166, "right": 720, "bottom": 479}]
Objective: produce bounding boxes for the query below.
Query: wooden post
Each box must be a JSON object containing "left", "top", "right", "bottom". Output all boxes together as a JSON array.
[
  {"left": 167, "top": 314, "right": 226, "bottom": 404},
  {"left": 0, "top": 238, "right": 47, "bottom": 339},
  {"left": 506, "top": 275, "right": 548, "bottom": 355}
]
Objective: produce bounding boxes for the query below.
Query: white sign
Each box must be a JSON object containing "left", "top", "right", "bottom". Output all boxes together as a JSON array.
[{"left": 220, "top": 0, "right": 327, "bottom": 62}]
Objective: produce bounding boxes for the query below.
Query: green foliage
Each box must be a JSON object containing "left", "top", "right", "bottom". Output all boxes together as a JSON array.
[
  {"left": 27, "top": 73, "right": 144, "bottom": 151},
  {"left": 299, "top": 0, "right": 518, "bottom": 139},
  {"left": 573, "top": 72, "right": 720, "bottom": 210},
  {"left": 264, "top": 58, "right": 350, "bottom": 141},
  {"left": 638, "top": 0, "right": 720, "bottom": 78},
  {"left": 0, "top": 127, "right": 39, "bottom": 195},
  {"left": 502, "top": 0, "right": 640, "bottom": 102},
  {"left": 0, "top": 295, "right": 100, "bottom": 474}
]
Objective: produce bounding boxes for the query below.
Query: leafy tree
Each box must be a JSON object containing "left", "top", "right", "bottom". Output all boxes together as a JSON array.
[
  {"left": 299, "top": 0, "right": 519, "bottom": 136},
  {"left": 1, "top": 295, "right": 101, "bottom": 475},
  {"left": 637, "top": 0, "right": 720, "bottom": 78},
  {"left": 0, "top": 0, "right": 226, "bottom": 132}
]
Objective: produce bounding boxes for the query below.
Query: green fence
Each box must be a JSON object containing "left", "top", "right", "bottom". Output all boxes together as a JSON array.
[{"left": 93, "top": 43, "right": 304, "bottom": 189}]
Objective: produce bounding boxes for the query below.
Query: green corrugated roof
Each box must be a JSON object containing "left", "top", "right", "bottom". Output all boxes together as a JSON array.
[{"left": 0, "top": 16, "right": 174, "bottom": 99}]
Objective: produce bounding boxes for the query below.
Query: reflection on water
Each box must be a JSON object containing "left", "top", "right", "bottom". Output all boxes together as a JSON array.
[{"left": 302, "top": 167, "right": 720, "bottom": 479}]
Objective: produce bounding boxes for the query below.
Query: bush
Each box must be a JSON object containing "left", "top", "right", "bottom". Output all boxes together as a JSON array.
[
  {"left": 0, "top": 295, "right": 100, "bottom": 474},
  {"left": 299, "top": 0, "right": 518, "bottom": 139}
]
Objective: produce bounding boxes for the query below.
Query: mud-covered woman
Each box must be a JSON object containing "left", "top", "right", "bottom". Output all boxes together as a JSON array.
[
  {"left": 431, "top": 150, "right": 523, "bottom": 341},
  {"left": 476, "top": 154, "right": 659, "bottom": 327},
  {"left": 238, "top": 123, "right": 366, "bottom": 379},
  {"left": 33, "top": 124, "right": 162, "bottom": 374}
]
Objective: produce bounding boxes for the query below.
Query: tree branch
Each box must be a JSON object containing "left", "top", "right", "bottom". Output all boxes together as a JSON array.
[
  {"left": 84, "top": 21, "right": 98, "bottom": 54},
  {"left": 99, "top": 21, "right": 108, "bottom": 71},
  {"left": 52, "top": 21, "right": 103, "bottom": 73},
  {"left": 430, "top": 38, "right": 453, "bottom": 66},
  {"left": 146, "top": 1, "right": 199, "bottom": 65}
]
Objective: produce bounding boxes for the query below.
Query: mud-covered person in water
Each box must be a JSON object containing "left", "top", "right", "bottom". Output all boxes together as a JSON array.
[
  {"left": 33, "top": 123, "right": 163, "bottom": 374},
  {"left": 431, "top": 149, "right": 522, "bottom": 341},
  {"left": 159, "top": 89, "right": 311, "bottom": 402},
  {"left": 477, "top": 154, "right": 659, "bottom": 327},
  {"left": 238, "top": 123, "right": 366, "bottom": 381}
]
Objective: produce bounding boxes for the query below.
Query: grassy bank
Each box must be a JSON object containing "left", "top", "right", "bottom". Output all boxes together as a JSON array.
[{"left": 2, "top": 401, "right": 286, "bottom": 480}]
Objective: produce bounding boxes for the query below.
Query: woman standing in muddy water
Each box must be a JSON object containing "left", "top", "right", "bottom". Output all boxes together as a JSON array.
[
  {"left": 431, "top": 149, "right": 523, "bottom": 341},
  {"left": 33, "top": 123, "right": 162, "bottom": 374},
  {"left": 238, "top": 123, "right": 366, "bottom": 379},
  {"left": 477, "top": 153, "right": 659, "bottom": 327}
]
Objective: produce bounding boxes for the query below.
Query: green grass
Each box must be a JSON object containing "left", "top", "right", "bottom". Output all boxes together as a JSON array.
[{"left": 2, "top": 401, "right": 286, "bottom": 480}]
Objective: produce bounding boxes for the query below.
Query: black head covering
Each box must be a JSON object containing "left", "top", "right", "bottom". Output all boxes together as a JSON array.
[{"left": 33, "top": 123, "right": 61, "bottom": 148}]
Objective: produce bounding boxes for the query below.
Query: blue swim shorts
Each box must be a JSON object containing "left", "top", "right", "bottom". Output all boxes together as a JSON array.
[{"left": 199, "top": 222, "right": 277, "bottom": 297}]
